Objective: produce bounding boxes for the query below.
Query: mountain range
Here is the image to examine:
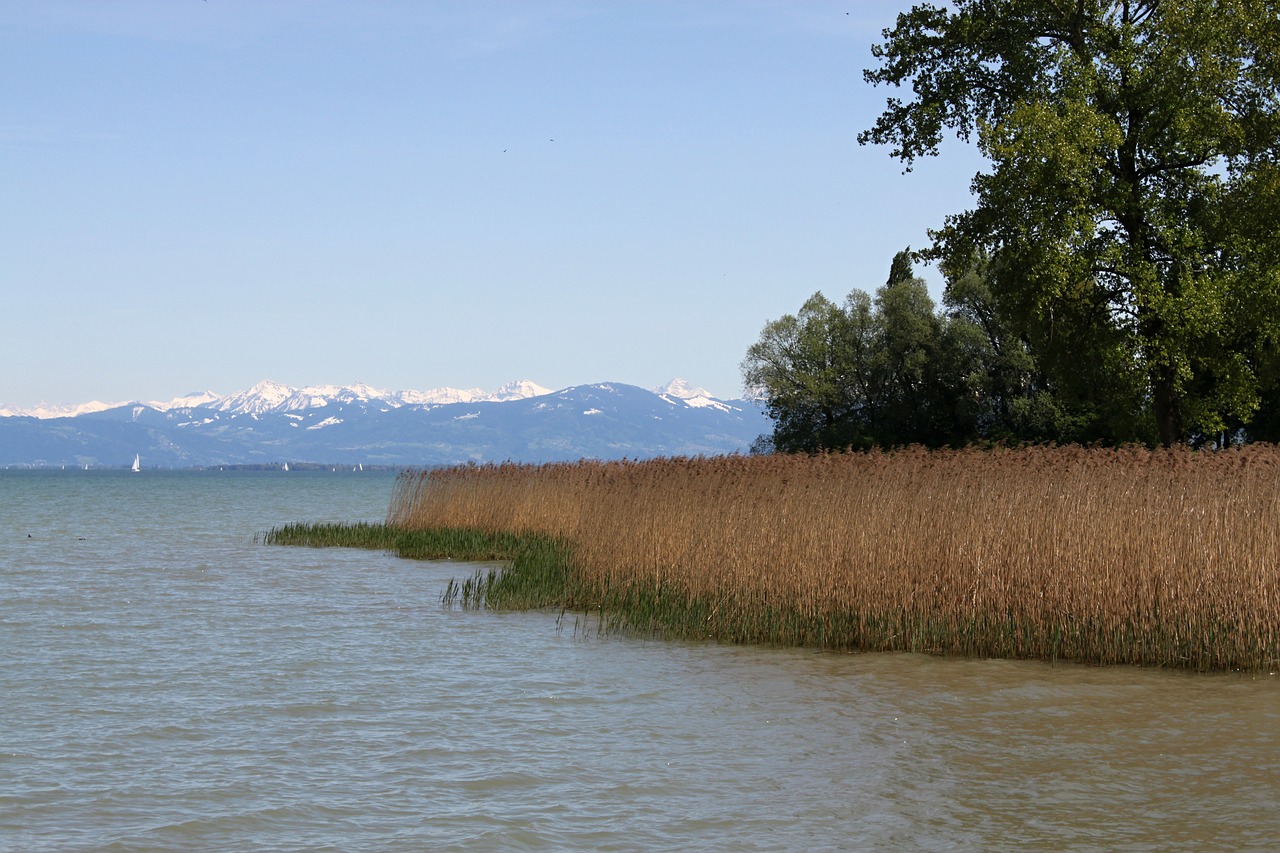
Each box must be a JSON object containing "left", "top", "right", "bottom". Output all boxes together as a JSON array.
[{"left": 0, "top": 379, "right": 768, "bottom": 468}]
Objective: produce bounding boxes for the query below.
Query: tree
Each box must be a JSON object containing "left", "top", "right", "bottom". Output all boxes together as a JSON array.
[
  {"left": 943, "top": 253, "right": 1155, "bottom": 443},
  {"left": 742, "top": 291, "right": 877, "bottom": 452},
  {"left": 869, "top": 250, "right": 952, "bottom": 443},
  {"left": 744, "top": 251, "right": 969, "bottom": 451},
  {"left": 860, "top": 0, "right": 1280, "bottom": 446}
]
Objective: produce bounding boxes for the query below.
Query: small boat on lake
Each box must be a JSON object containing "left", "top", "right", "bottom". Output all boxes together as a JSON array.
[{"left": 131, "top": 454, "right": 141, "bottom": 473}]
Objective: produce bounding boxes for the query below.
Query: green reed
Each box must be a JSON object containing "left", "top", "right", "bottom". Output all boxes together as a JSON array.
[
  {"left": 258, "top": 522, "right": 529, "bottom": 561},
  {"left": 259, "top": 521, "right": 578, "bottom": 611}
]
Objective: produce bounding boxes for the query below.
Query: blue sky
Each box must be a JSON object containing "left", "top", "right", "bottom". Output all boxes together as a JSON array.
[{"left": 2, "top": 1, "right": 984, "bottom": 406}]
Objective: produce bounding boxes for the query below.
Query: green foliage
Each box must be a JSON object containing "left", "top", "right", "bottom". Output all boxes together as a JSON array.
[
  {"left": 744, "top": 252, "right": 1010, "bottom": 449},
  {"left": 741, "top": 289, "right": 877, "bottom": 451},
  {"left": 744, "top": 251, "right": 1167, "bottom": 449},
  {"left": 861, "top": 0, "right": 1280, "bottom": 446}
]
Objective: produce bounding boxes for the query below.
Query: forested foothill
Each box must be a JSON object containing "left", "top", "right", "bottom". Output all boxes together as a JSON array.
[{"left": 745, "top": 0, "right": 1280, "bottom": 452}]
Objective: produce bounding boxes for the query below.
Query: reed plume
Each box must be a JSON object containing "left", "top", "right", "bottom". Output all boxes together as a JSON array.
[{"left": 379, "top": 446, "right": 1280, "bottom": 669}]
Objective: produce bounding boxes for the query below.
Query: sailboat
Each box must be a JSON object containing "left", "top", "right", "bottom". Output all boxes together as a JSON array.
[
  {"left": 282, "top": 462, "right": 289, "bottom": 472},
  {"left": 131, "top": 454, "right": 141, "bottom": 473}
]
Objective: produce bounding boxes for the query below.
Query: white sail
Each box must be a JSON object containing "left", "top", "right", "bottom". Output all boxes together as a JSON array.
[
  {"left": 131, "top": 454, "right": 141, "bottom": 473},
  {"left": 282, "top": 462, "right": 289, "bottom": 472}
]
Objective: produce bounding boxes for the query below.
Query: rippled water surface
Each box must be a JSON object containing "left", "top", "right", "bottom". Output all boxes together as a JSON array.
[{"left": 3, "top": 469, "right": 1279, "bottom": 852}]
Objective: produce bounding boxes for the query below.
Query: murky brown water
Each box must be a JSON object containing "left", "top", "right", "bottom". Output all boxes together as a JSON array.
[{"left": 3, "top": 470, "right": 1277, "bottom": 851}]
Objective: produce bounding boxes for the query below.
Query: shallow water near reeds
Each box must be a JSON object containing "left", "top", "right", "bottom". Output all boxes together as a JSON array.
[{"left": 3, "top": 469, "right": 1279, "bottom": 852}]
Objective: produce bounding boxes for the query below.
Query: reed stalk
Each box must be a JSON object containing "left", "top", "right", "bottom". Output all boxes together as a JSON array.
[{"left": 369, "top": 447, "right": 1280, "bottom": 670}]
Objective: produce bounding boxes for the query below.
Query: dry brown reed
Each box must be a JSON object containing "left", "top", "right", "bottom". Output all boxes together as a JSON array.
[{"left": 388, "top": 447, "right": 1280, "bottom": 669}]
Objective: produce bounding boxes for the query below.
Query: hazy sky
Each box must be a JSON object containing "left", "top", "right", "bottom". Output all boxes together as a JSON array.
[{"left": 2, "top": 0, "right": 985, "bottom": 406}]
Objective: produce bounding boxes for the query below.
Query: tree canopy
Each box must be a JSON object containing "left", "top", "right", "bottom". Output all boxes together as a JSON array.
[
  {"left": 860, "top": 0, "right": 1280, "bottom": 446},
  {"left": 744, "top": 252, "right": 1010, "bottom": 451}
]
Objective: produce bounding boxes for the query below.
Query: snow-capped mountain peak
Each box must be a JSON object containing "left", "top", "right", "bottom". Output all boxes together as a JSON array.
[
  {"left": 395, "top": 380, "right": 552, "bottom": 406},
  {"left": 654, "top": 378, "right": 713, "bottom": 400},
  {"left": 0, "top": 399, "right": 125, "bottom": 419},
  {"left": 3, "top": 378, "right": 715, "bottom": 420},
  {"left": 201, "top": 379, "right": 556, "bottom": 416},
  {"left": 0, "top": 379, "right": 770, "bottom": 467},
  {"left": 147, "top": 391, "right": 223, "bottom": 411},
  {"left": 208, "top": 380, "right": 405, "bottom": 416},
  {"left": 653, "top": 378, "right": 737, "bottom": 412},
  {"left": 397, "top": 386, "right": 485, "bottom": 406},
  {"left": 212, "top": 380, "right": 299, "bottom": 415},
  {"left": 488, "top": 379, "right": 553, "bottom": 402}
]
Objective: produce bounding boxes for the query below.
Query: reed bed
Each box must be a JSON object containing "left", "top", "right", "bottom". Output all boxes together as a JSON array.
[{"left": 384, "top": 447, "right": 1280, "bottom": 670}]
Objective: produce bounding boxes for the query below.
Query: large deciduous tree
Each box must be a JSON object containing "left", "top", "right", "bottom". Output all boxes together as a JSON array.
[
  {"left": 742, "top": 290, "right": 876, "bottom": 452},
  {"left": 860, "top": 0, "right": 1280, "bottom": 446}
]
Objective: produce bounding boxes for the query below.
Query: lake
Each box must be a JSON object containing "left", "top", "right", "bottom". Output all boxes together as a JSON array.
[{"left": 3, "top": 469, "right": 1278, "bottom": 851}]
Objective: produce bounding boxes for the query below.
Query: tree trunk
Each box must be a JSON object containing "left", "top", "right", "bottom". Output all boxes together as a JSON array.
[{"left": 1152, "top": 364, "right": 1182, "bottom": 448}]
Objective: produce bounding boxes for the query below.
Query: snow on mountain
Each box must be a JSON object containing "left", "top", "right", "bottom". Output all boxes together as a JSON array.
[
  {"left": 208, "top": 380, "right": 446, "bottom": 416},
  {"left": 394, "top": 380, "right": 550, "bottom": 406},
  {"left": 487, "top": 380, "right": 553, "bottom": 402},
  {"left": 311, "top": 383, "right": 386, "bottom": 404},
  {"left": 146, "top": 391, "right": 223, "bottom": 411},
  {"left": 2, "top": 378, "right": 692, "bottom": 420},
  {"left": 653, "top": 378, "right": 737, "bottom": 413},
  {"left": 397, "top": 386, "right": 486, "bottom": 406},
  {"left": 210, "top": 380, "right": 297, "bottom": 415},
  {"left": 0, "top": 379, "right": 771, "bottom": 467},
  {"left": 0, "top": 399, "right": 125, "bottom": 419},
  {"left": 654, "top": 378, "right": 714, "bottom": 399}
]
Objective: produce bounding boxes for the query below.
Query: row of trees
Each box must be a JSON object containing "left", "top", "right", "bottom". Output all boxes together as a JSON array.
[
  {"left": 743, "top": 250, "right": 1280, "bottom": 452},
  {"left": 745, "top": 0, "right": 1280, "bottom": 451}
]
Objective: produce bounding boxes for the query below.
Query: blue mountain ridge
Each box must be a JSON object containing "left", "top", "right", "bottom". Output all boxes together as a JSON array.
[{"left": 0, "top": 383, "right": 769, "bottom": 468}]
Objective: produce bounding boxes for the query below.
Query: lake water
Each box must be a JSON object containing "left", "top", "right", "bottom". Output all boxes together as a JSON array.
[{"left": 3, "top": 469, "right": 1279, "bottom": 852}]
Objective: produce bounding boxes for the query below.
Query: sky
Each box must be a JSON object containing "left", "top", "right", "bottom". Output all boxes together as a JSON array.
[{"left": 2, "top": 0, "right": 987, "bottom": 407}]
